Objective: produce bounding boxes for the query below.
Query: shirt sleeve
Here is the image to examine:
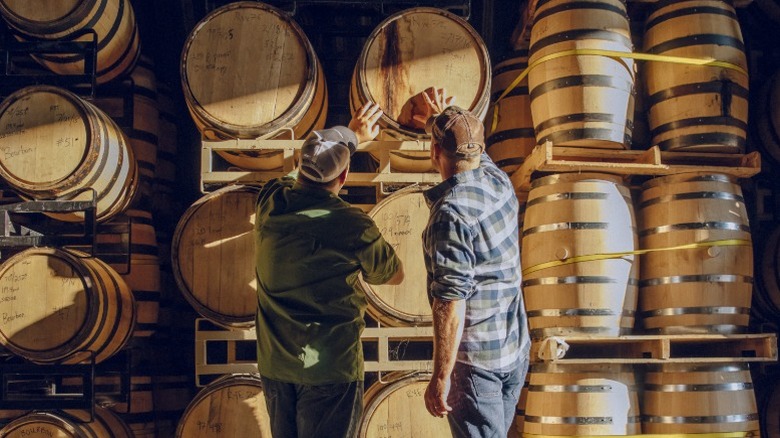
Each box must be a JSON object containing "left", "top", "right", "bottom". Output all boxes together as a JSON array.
[
  {"left": 355, "top": 221, "right": 401, "bottom": 285},
  {"left": 427, "top": 210, "right": 476, "bottom": 301}
]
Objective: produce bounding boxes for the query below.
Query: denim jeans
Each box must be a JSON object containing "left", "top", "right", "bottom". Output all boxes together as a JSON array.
[
  {"left": 260, "top": 376, "right": 363, "bottom": 438},
  {"left": 446, "top": 358, "right": 529, "bottom": 438}
]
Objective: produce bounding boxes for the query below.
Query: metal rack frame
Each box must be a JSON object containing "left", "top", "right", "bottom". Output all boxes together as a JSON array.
[{"left": 0, "top": 26, "right": 97, "bottom": 99}]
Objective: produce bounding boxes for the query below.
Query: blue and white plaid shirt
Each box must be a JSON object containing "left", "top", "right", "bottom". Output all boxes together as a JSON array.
[{"left": 422, "top": 153, "right": 531, "bottom": 372}]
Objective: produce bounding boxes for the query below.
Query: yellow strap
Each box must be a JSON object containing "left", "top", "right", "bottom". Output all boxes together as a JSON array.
[
  {"left": 522, "top": 239, "right": 751, "bottom": 277},
  {"left": 523, "top": 432, "right": 758, "bottom": 438},
  {"left": 490, "top": 48, "right": 749, "bottom": 132}
]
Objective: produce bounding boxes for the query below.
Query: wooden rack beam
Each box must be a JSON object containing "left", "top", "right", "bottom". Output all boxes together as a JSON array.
[
  {"left": 201, "top": 138, "right": 442, "bottom": 192},
  {"left": 511, "top": 142, "right": 762, "bottom": 192},
  {"left": 532, "top": 333, "right": 778, "bottom": 364}
]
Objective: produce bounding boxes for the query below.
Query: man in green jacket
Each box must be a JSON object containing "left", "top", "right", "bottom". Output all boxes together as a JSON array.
[{"left": 254, "top": 102, "right": 404, "bottom": 438}]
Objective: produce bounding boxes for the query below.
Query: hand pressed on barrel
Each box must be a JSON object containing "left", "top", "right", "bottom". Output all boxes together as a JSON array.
[
  {"left": 398, "top": 87, "right": 456, "bottom": 130},
  {"left": 349, "top": 102, "right": 383, "bottom": 144}
]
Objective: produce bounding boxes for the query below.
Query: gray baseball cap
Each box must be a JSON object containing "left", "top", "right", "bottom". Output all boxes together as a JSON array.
[{"left": 299, "top": 126, "right": 358, "bottom": 183}]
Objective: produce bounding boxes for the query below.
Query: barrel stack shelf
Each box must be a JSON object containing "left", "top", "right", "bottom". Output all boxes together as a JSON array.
[
  {"left": 195, "top": 136, "right": 778, "bottom": 361},
  {"left": 200, "top": 135, "right": 442, "bottom": 193},
  {"left": 509, "top": 140, "right": 778, "bottom": 437},
  {"left": 509, "top": 141, "right": 763, "bottom": 191},
  {"left": 0, "top": 195, "right": 138, "bottom": 418},
  {"left": 0, "top": 34, "right": 150, "bottom": 423},
  {"left": 197, "top": 132, "right": 445, "bottom": 388}
]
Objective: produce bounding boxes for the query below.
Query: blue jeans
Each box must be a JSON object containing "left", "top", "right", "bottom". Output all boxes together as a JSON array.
[
  {"left": 260, "top": 376, "right": 363, "bottom": 438},
  {"left": 446, "top": 358, "right": 529, "bottom": 438}
]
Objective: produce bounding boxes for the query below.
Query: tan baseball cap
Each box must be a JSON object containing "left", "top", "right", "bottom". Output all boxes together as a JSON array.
[{"left": 426, "top": 106, "right": 485, "bottom": 158}]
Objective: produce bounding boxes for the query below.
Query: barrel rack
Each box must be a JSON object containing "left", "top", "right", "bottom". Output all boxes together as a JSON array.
[
  {"left": 0, "top": 348, "right": 140, "bottom": 420},
  {"left": 193, "top": 317, "right": 778, "bottom": 387},
  {"left": 200, "top": 136, "right": 442, "bottom": 193},
  {"left": 196, "top": 135, "right": 771, "bottom": 390},
  {"left": 0, "top": 353, "right": 97, "bottom": 414},
  {"left": 0, "top": 195, "right": 136, "bottom": 416},
  {"left": 510, "top": 141, "right": 763, "bottom": 191},
  {"left": 0, "top": 192, "right": 133, "bottom": 272},
  {"left": 0, "top": 26, "right": 97, "bottom": 99},
  {"left": 194, "top": 318, "right": 438, "bottom": 386},
  {"left": 201, "top": 137, "right": 763, "bottom": 194}
]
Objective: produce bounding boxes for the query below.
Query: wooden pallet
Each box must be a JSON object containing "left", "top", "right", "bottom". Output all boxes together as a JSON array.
[
  {"left": 531, "top": 333, "right": 778, "bottom": 364},
  {"left": 193, "top": 319, "right": 434, "bottom": 386},
  {"left": 200, "top": 137, "right": 442, "bottom": 193},
  {"left": 511, "top": 142, "right": 762, "bottom": 191}
]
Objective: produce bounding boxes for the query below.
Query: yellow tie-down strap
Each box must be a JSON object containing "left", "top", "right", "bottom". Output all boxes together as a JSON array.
[
  {"left": 491, "top": 48, "right": 749, "bottom": 132},
  {"left": 523, "top": 432, "right": 759, "bottom": 438},
  {"left": 521, "top": 239, "right": 752, "bottom": 277}
]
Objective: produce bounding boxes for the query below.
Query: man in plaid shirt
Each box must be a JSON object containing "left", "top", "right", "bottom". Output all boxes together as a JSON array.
[{"left": 419, "top": 96, "right": 531, "bottom": 437}]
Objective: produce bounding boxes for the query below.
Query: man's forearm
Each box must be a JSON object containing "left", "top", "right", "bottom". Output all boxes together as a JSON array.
[{"left": 431, "top": 297, "right": 466, "bottom": 381}]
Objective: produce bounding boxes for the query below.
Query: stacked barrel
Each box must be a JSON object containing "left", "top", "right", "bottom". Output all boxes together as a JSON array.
[
  {"left": 1, "top": 0, "right": 778, "bottom": 436},
  {"left": 172, "top": 2, "right": 319, "bottom": 434},
  {"left": 0, "top": 0, "right": 140, "bottom": 84},
  {"left": 171, "top": 4, "right": 493, "bottom": 435},
  {"left": 0, "top": 85, "right": 139, "bottom": 435},
  {"left": 504, "top": 1, "right": 767, "bottom": 437},
  {"left": 179, "top": 1, "right": 327, "bottom": 171},
  {"left": 0, "top": 0, "right": 198, "bottom": 435}
]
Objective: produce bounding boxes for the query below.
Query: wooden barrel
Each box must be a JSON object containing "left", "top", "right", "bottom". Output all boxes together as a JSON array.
[
  {"left": 360, "top": 372, "right": 451, "bottom": 437},
  {"left": 0, "top": 85, "right": 138, "bottom": 223},
  {"left": 98, "top": 208, "right": 159, "bottom": 261},
  {"left": 0, "top": 247, "right": 135, "bottom": 364},
  {"left": 361, "top": 187, "right": 431, "bottom": 326},
  {"left": 643, "top": 363, "right": 759, "bottom": 434},
  {"left": 524, "top": 363, "right": 641, "bottom": 436},
  {"left": 172, "top": 185, "right": 259, "bottom": 329},
  {"left": 643, "top": 0, "right": 749, "bottom": 153},
  {"left": 121, "top": 256, "right": 160, "bottom": 338},
  {"left": 630, "top": 18, "right": 652, "bottom": 150},
  {"left": 115, "top": 375, "right": 156, "bottom": 438},
  {"left": 757, "top": 69, "right": 780, "bottom": 164},
  {"left": 93, "top": 56, "right": 159, "bottom": 208},
  {"left": 152, "top": 82, "right": 181, "bottom": 238},
  {"left": 97, "top": 208, "right": 160, "bottom": 337},
  {"left": 521, "top": 173, "right": 638, "bottom": 339},
  {"left": 757, "top": 225, "right": 780, "bottom": 320},
  {"left": 0, "top": 409, "right": 25, "bottom": 427},
  {"left": 176, "top": 374, "right": 271, "bottom": 437},
  {"left": 181, "top": 1, "right": 327, "bottom": 170},
  {"left": 153, "top": 373, "right": 196, "bottom": 438},
  {"left": 528, "top": 0, "right": 634, "bottom": 148},
  {"left": 157, "top": 269, "right": 198, "bottom": 346},
  {"left": 59, "top": 373, "right": 155, "bottom": 436},
  {"left": 385, "top": 147, "right": 435, "bottom": 174},
  {"left": 0, "top": 406, "right": 133, "bottom": 437},
  {"left": 638, "top": 173, "right": 753, "bottom": 334},
  {"left": 0, "top": 0, "right": 140, "bottom": 84},
  {"left": 350, "top": 7, "right": 491, "bottom": 141},
  {"left": 486, "top": 50, "right": 535, "bottom": 174}
]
